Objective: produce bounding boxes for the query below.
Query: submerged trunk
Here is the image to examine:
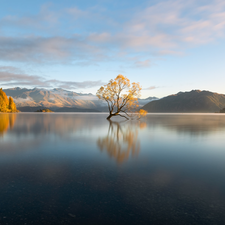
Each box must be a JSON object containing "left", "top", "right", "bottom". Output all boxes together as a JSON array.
[
  {"left": 107, "top": 114, "right": 113, "bottom": 120},
  {"left": 107, "top": 110, "right": 118, "bottom": 120},
  {"left": 107, "top": 111, "right": 129, "bottom": 120}
]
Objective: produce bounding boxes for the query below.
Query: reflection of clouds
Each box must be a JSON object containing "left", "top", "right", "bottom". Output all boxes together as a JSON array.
[
  {"left": 145, "top": 114, "right": 225, "bottom": 135},
  {"left": 0, "top": 113, "right": 17, "bottom": 136},
  {"left": 97, "top": 121, "right": 146, "bottom": 164}
]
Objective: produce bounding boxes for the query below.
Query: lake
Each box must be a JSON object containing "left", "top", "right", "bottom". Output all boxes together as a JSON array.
[{"left": 0, "top": 113, "right": 225, "bottom": 225}]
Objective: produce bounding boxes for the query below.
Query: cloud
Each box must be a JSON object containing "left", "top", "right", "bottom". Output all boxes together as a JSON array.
[
  {"left": 143, "top": 86, "right": 157, "bottom": 90},
  {"left": 0, "top": 67, "right": 47, "bottom": 86},
  {"left": 80, "top": 0, "right": 225, "bottom": 56},
  {"left": 0, "top": 3, "right": 60, "bottom": 31},
  {"left": 0, "top": 36, "right": 94, "bottom": 63},
  {"left": 66, "top": 7, "right": 89, "bottom": 19},
  {"left": 0, "top": 0, "right": 224, "bottom": 66},
  {"left": 0, "top": 66, "right": 24, "bottom": 73},
  {"left": 72, "top": 95, "right": 99, "bottom": 101},
  {"left": 0, "top": 67, "right": 104, "bottom": 89},
  {"left": 134, "top": 59, "right": 151, "bottom": 68},
  {"left": 51, "top": 89, "right": 101, "bottom": 100},
  {"left": 49, "top": 79, "right": 105, "bottom": 89},
  {"left": 14, "top": 97, "right": 34, "bottom": 103},
  {"left": 116, "top": 0, "right": 224, "bottom": 48},
  {"left": 0, "top": 34, "right": 111, "bottom": 65}
]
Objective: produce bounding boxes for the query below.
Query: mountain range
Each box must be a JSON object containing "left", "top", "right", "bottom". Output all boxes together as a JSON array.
[
  {"left": 142, "top": 90, "right": 225, "bottom": 113},
  {"left": 3, "top": 87, "right": 157, "bottom": 112},
  {"left": 4, "top": 88, "right": 224, "bottom": 113}
]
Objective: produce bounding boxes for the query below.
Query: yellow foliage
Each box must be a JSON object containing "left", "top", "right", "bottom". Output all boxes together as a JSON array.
[
  {"left": 0, "top": 88, "right": 18, "bottom": 113},
  {"left": 96, "top": 74, "right": 147, "bottom": 120},
  {"left": 138, "top": 109, "right": 147, "bottom": 118}
]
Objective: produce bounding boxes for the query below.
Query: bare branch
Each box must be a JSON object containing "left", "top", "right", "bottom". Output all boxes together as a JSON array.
[
  {"left": 120, "top": 110, "right": 131, "bottom": 118},
  {"left": 117, "top": 114, "right": 129, "bottom": 120}
]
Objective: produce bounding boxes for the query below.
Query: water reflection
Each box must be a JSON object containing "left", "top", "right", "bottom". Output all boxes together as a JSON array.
[
  {"left": 9, "top": 113, "right": 105, "bottom": 136},
  {"left": 97, "top": 121, "right": 146, "bottom": 164},
  {"left": 1, "top": 113, "right": 225, "bottom": 138},
  {"left": 0, "top": 113, "right": 107, "bottom": 154},
  {"left": 0, "top": 114, "right": 225, "bottom": 224},
  {"left": 0, "top": 113, "right": 17, "bottom": 136},
  {"left": 145, "top": 114, "right": 225, "bottom": 135}
]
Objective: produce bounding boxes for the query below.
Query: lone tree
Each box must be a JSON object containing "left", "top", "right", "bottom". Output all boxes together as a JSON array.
[{"left": 96, "top": 75, "right": 147, "bottom": 120}]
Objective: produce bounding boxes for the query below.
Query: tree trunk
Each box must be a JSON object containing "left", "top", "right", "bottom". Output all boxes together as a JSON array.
[
  {"left": 107, "top": 113, "right": 114, "bottom": 120},
  {"left": 107, "top": 115, "right": 112, "bottom": 120}
]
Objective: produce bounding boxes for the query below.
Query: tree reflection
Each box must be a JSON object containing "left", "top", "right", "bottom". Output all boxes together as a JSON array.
[
  {"left": 0, "top": 113, "right": 17, "bottom": 136},
  {"left": 97, "top": 121, "right": 146, "bottom": 164}
]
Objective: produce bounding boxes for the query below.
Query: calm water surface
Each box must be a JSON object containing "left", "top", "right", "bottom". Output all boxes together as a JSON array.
[{"left": 0, "top": 113, "right": 225, "bottom": 225}]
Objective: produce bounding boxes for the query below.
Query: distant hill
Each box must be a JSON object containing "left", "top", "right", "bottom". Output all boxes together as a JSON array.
[
  {"left": 219, "top": 108, "right": 225, "bottom": 113},
  {"left": 138, "top": 97, "right": 159, "bottom": 107},
  {"left": 142, "top": 90, "right": 225, "bottom": 113}
]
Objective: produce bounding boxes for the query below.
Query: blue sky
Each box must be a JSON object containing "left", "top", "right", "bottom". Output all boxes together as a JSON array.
[{"left": 0, "top": 0, "right": 224, "bottom": 98}]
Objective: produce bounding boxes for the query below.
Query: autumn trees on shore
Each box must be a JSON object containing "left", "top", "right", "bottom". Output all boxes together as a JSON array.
[{"left": 0, "top": 88, "right": 18, "bottom": 112}]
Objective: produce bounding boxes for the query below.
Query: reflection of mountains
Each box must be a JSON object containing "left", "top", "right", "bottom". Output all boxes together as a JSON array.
[
  {"left": 0, "top": 114, "right": 17, "bottom": 136},
  {"left": 0, "top": 113, "right": 108, "bottom": 153},
  {"left": 9, "top": 113, "right": 106, "bottom": 136},
  {"left": 97, "top": 121, "right": 146, "bottom": 164},
  {"left": 146, "top": 114, "right": 225, "bottom": 135},
  {"left": 3, "top": 114, "right": 225, "bottom": 138}
]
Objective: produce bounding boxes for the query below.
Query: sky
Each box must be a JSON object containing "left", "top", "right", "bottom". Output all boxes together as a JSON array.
[{"left": 0, "top": 0, "right": 224, "bottom": 98}]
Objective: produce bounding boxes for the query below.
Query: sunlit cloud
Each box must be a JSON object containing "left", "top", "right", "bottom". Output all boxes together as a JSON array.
[
  {"left": 0, "top": 3, "right": 59, "bottom": 31},
  {"left": 0, "top": 0, "right": 224, "bottom": 67},
  {"left": 72, "top": 95, "right": 99, "bottom": 100},
  {"left": 144, "top": 86, "right": 157, "bottom": 90},
  {"left": 49, "top": 79, "right": 105, "bottom": 89},
  {"left": 0, "top": 36, "right": 102, "bottom": 64},
  {"left": 0, "top": 67, "right": 47, "bottom": 86},
  {"left": 14, "top": 97, "right": 34, "bottom": 104},
  {"left": 0, "top": 67, "right": 104, "bottom": 89},
  {"left": 134, "top": 59, "right": 151, "bottom": 68}
]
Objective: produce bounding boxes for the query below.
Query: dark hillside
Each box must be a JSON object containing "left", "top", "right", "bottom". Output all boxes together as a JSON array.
[{"left": 142, "top": 90, "right": 225, "bottom": 113}]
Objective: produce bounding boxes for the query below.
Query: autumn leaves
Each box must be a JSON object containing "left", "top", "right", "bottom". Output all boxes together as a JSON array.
[
  {"left": 0, "top": 88, "right": 18, "bottom": 113},
  {"left": 96, "top": 75, "right": 147, "bottom": 120}
]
